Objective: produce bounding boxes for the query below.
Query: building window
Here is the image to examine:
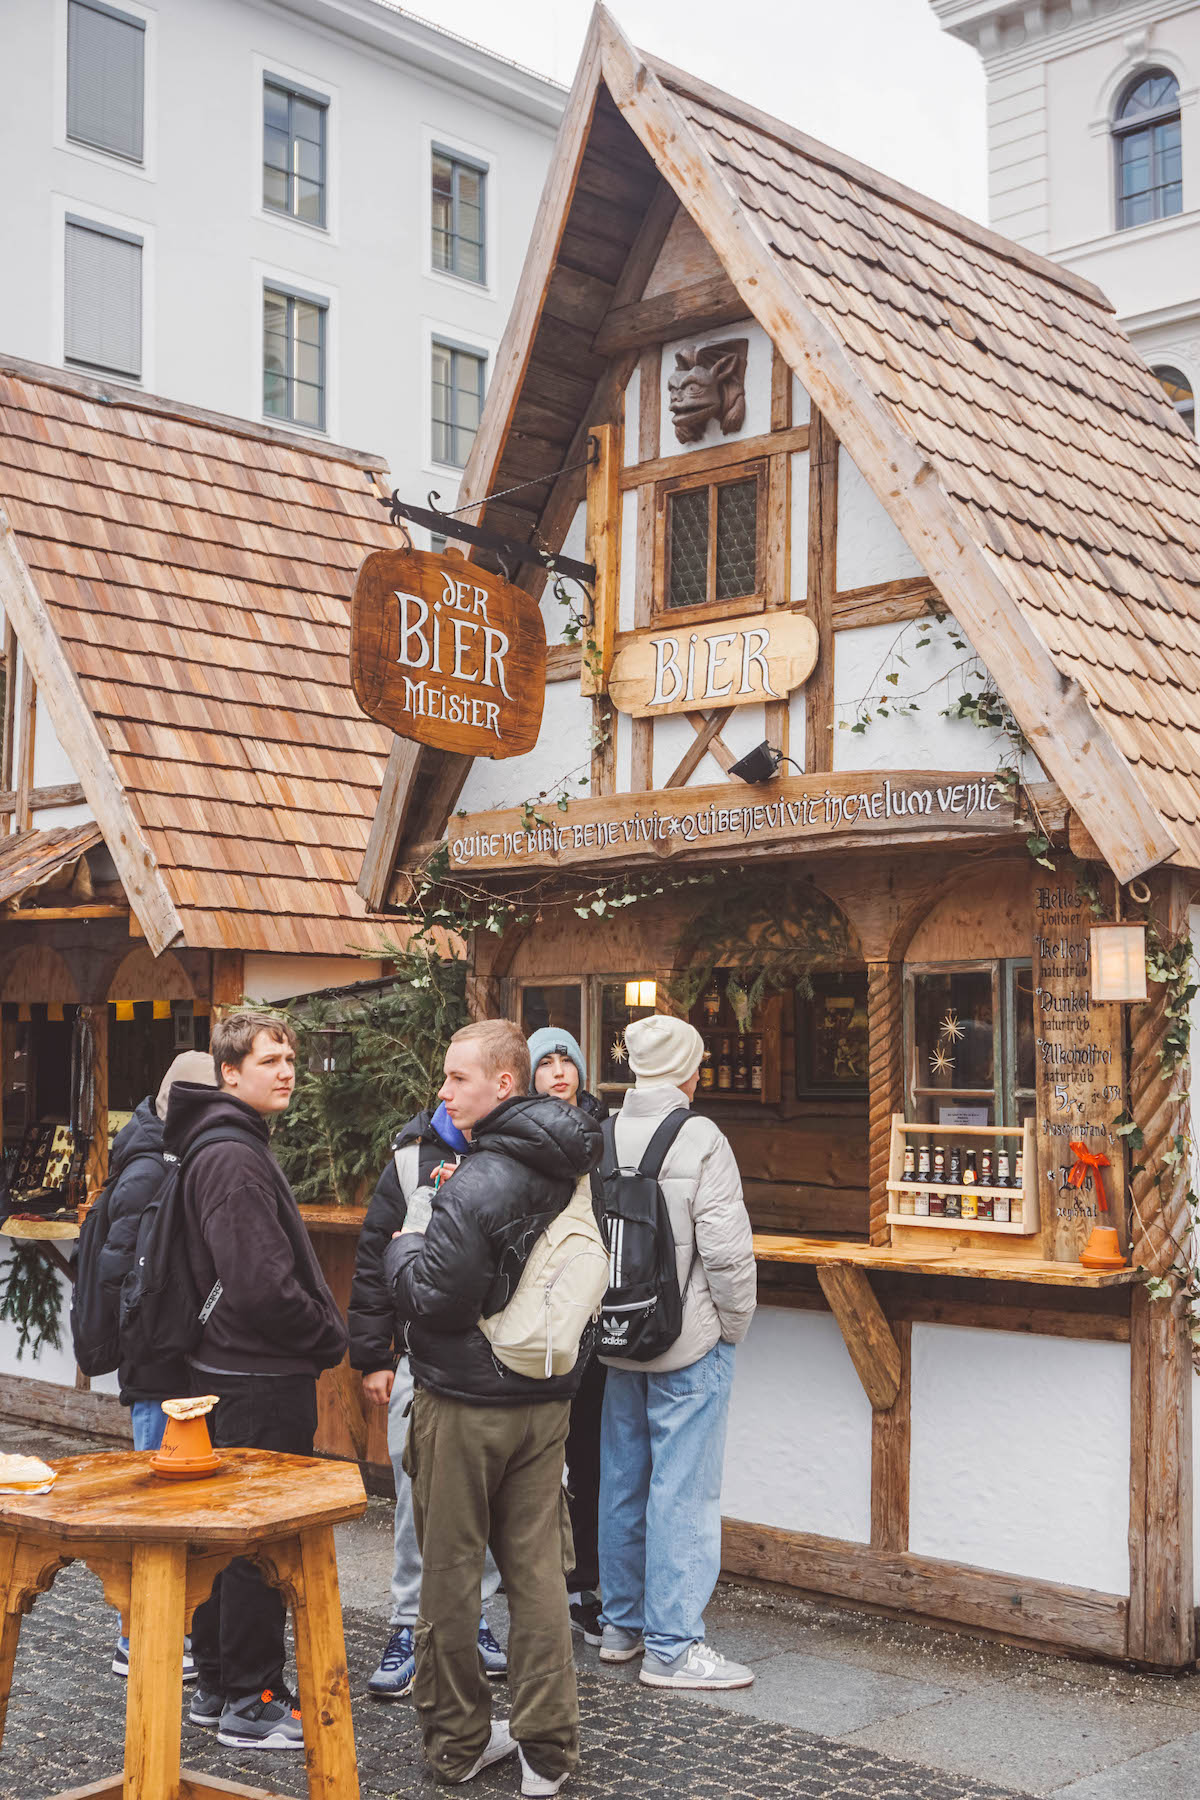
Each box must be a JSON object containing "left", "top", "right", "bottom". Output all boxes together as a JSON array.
[
  {"left": 432, "top": 340, "right": 485, "bottom": 467},
  {"left": 263, "top": 287, "right": 326, "bottom": 430},
  {"left": 1114, "top": 68, "right": 1182, "bottom": 230},
  {"left": 64, "top": 217, "right": 142, "bottom": 379},
  {"left": 67, "top": 0, "right": 145, "bottom": 163},
  {"left": 432, "top": 148, "right": 486, "bottom": 283},
  {"left": 905, "top": 958, "right": 1034, "bottom": 1127},
  {"left": 658, "top": 461, "right": 765, "bottom": 617},
  {"left": 1153, "top": 364, "right": 1196, "bottom": 433},
  {"left": 263, "top": 77, "right": 328, "bottom": 227}
]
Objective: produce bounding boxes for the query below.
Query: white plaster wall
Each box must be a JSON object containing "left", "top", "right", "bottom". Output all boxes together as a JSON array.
[
  {"left": 790, "top": 448, "right": 809, "bottom": 604},
  {"left": 791, "top": 375, "right": 811, "bottom": 427},
  {"left": 456, "top": 678, "right": 593, "bottom": 813},
  {"left": 31, "top": 698, "right": 78, "bottom": 789},
  {"left": 622, "top": 363, "right": 640, "bottom": 466},
  {"left": 658, "top": 317, "right": 769, "bottom": 451},
  {"left": 649, "top": 703, "right": 767, "bottom": 791},
  {"left": 722, "top": 1307, "right": 873, "bottom": 1542},
  {"left": 539, "top": 502, "right": 587, "bottom": 648},
  {"left": 836, "top": 448, "right": 925, "bottom": 590},
  {"left": 1194, "top": 1367, "right": 1200, "bottom": 1607},
  {"left": 0, "top": 1265, "right": 119, "bottom": 1395},
  {"left": 617, "top": 489, "right": 638, "bottom": 634},
  {"left": 833, "top": 616, "right": 985, "bottom": 771},
  {"left": 788, "top": 687, "right": 806, "bottom": 770},
  {"left": 910, "top": 1324, "right": 1131, "bottom": 1594},
  {"left": 243, "top": 954, "right": 385, "bottom": 1000}
]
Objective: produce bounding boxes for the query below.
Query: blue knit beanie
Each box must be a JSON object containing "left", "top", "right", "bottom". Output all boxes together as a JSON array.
[{"left": 526, "top": 1026, "right": 587, "bottom": 1094}]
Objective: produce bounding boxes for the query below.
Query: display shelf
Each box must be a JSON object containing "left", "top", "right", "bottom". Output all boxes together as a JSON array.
[
  {"left": 751, "top": 1232, "right": 1135, "bottom": 1288},
  {"left": 689, "top": 980, "right": 782, "bottom": 1106},
  {"left": 0, "top": 1217, "right": 79, "bottom": 1242},
  {"left": 887, "top": 1115, "right": 1038, "bottom": 1236}
]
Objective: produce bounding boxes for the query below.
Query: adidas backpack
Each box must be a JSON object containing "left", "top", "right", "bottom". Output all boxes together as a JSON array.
[
  {"left": 478, "top": 1171, "right": 609, "bottom": 1379},
  {"left": 591, "top": 1110, "right": 695, "bottom": 1362}
]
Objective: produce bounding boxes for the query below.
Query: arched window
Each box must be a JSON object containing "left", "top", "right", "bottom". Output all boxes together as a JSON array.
[
  {"left": 1114, "top": 68, "right": 1182, "bottom": 228},
  {"left": 1153, "top": 365, "right": 1196, "bottom": 433}
]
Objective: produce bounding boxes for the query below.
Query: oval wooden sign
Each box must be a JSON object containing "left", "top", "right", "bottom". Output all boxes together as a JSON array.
[
  {"left": 350, "top": 549, "right": 546, "bottom": 759},
  {"left": 608, "top": 610, "right": 818, "bottom": 718}
]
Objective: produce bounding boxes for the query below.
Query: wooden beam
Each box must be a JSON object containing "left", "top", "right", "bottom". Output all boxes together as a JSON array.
[
  {"left": 593, "top": 270, "right": 747, "bottom": 354},
  {"left": 721, "top": 1518, "right": 1128, "bottom": 1658},
  {"left": 0, "top": 509, "right": 184, "bottom": 950},
  {"left": 83, "top": 1001, "right": 108, "bottom": 1196},
  {"left": 546, "top": 641, "right": 582, "bottom": 682},
  {"left": 870, "top": 1319, "right": 911, "bottom": 1553},
  {"left": 618, "top": 422, "right": 810, "bottom": 492},
  {"left": 805, "top": 408, "right": 837, "bottom": 772},
  {"left": 1, "top": 622, "right": 16, "bottom": 793},
  {"left": 664, "top": 709, "right": 732, "bottom": 788},
  {"left": 0, "top": 1369, "right": 131, "bottom": 1442},
  {"left": 834, "top": 578, "right": 938, "bottom": 630},
  {"left": 14, "top": 657, "right": 34, "bottom": 834},
  {"left": 631, "top": 343, "right": 660, "bottom": 792},
  {"left": 1128, "top": 1286, "right": 1195, "bottom": 1667},
  {"left": 868, "top": 971, "right": 904, "bottom": 1247},
  {"left": 598, "top": 15, "right": 1178, "bottom": 881},
  {"left": 582, "top": 421, "right": 620, "bottom": 695},
  {"left": 211, "top": 950, "right": 245, "bottom": 1015},
  {"left": 1, "top": 904, "right": 127, "bottom": 922},
  {"left": 764, "top": 347, "right": 792, "bottom": 758},
  {"left": 815, "top": 1263, "right": 901, "bottom": 1411},
  {"left": 356, "top": 738, "right": 422, "bottom": 911},
  {"left": 0, "top": 781, "right": 89, "bottom": 814}
]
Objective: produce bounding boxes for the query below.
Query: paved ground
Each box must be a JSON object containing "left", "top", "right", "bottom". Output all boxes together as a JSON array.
[{"left": 5, "top": 1420, "right": 1200, "bottom": 1799}]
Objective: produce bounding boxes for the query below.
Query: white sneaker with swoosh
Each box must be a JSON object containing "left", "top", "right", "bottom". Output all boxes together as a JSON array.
[{"left": 639, "top": 1642, "right": 754, "bottom": 1689}]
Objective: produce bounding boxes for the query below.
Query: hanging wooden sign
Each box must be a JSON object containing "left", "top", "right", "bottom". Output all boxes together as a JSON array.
[
  {"left": 608, "top": 610, "right": 818, "bottom": 718},
  {"left": 350, "top": 549, "right": 546, "bottom": 759}
]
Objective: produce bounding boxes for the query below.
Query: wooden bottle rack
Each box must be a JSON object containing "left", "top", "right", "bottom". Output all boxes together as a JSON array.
[{"left": 885, "top": 1115, "right": 1039, "bottom": 1236}]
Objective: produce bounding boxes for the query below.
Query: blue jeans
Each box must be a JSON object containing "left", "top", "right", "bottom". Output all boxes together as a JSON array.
[
  {"left": 130, "top": 1401, "right": 166, "bottom": 1453},
  {"left": 598, "top": 1339, "right": 734, "bottom": 1663}
]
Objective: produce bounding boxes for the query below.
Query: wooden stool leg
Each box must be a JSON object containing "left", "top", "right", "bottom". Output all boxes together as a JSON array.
[
  {"left": 292, "top": 1525, "right": 359, "bottom": 1800},
  {"left": 124, "top": 1542, "right": 187, "bottom": 1800},
  {"left": 0, "top": 1532, "right": 21, "bottom": 1748}
]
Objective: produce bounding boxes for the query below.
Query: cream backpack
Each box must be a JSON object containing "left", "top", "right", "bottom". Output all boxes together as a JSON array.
[{"left": 479, "top": 1173, "right": 609, "bottom": 1379}]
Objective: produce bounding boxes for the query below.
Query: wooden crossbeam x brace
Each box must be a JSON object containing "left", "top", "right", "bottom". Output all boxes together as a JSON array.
[
  {"left": 664, "top": 709, "right": 734, "bottom": 788},
  {"left": 816, "top": 1263, "right": 902, "bottom": 1411}
]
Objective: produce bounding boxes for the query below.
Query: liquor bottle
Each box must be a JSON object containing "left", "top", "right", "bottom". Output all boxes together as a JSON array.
[
  {"left": 734, "top": 1040, "right": 749, "bottom": 1092},
  {"left": 996, "top": 1146, "right": 1010, "bottom": 1186},
  {"left": 977, "top": 1189, "right": 993, "bottom": 1221},
  {"left": 944, "top": 1187, "right": 961, "bottom": 1219},
  {"left": 915, "top": 1184, "right": 930, "bottom": 1216},
  {"left": 948, "top": 1146, "right": 962, "bottom": 1186},
  {"left": 917, "top": 1143, "right": 931, "bottom": 1183},
  {"left": 932, "top": 1144, "right": 946, "bottom": 1185},
  {"left": 960, "top": 1150, "right": 978, "bottom": 1220},
  {"left": 902, "top": 1142, "right": 916, "bottom": 1184},
  {"left": 993, "top": 1189, "right": 1010, "bottom": 1224},
  {"left": 1012, "top": 1146, "right": 1024, "bottom": 1189},
  {"left": 702, "top": 980, "right": 722, "bottom": 1026},
  {"left": 751, "top": 1035, "right": 763, "bottom": 1093},
  {"left": 1010, "top": 1144, "right": 1024, "bottom": 1225},
  {"left": 929, "top": 1188, "right": 946, "bottom": 1217},
  {"left": 699, "top": 1040, "right": 715, "bottom": 1091},
  {"left": 980, "top": 1147, "right": 994, "bottom": 1187},
  {"left": 717, "top": 1037, "right": 732, "bottom": 1091}
]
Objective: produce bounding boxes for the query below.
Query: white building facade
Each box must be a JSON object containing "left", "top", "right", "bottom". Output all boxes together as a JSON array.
[
  {"left": 0, "top": 0, "right": 564, "bottom": 507},
  {"left": 931, "top": 0, "right": 1199, "bottom": 431}
]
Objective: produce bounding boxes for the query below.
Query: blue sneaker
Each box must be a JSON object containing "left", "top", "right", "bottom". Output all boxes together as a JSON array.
[
  {"left": 478, "top": 1616, "right": 507, "bottom": 1679},
  {"left": 367, "top": 1626, "right": 415, "bottom": 1700}
]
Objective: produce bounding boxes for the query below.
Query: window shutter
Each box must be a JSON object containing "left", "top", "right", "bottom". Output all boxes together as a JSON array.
[
  {"left": 67, "top": 0, "right": 145, "bottom": 162},
  {"left": 65, "top": 222, "right": 143, "bottom": 378}
]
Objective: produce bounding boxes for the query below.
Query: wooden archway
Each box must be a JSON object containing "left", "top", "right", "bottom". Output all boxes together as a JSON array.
[
  {"left": 107, "top": 947, "right": 195, "bottom": 1003},
  {"left": 0, "top": 946, "right": 79, "bottom": 1003}
]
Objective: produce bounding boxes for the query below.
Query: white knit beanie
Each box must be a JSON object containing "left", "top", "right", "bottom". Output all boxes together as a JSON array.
[{"left": 625, "top": 1014, "right": 705, "bottom": 1088}]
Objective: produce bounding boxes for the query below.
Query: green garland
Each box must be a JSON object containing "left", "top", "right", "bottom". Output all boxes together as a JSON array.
[{"left": 0, "top": 1244, "right": 64, "bottom": 1361}]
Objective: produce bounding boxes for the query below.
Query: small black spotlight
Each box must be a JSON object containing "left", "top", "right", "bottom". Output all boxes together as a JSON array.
[{"left": 729, "top": 740, "right": 797, "bottom": 785}]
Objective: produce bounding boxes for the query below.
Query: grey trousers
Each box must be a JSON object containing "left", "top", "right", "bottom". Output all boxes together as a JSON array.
[{"left": 387, "top": 1358, "right": 501, "bottom": 1628}]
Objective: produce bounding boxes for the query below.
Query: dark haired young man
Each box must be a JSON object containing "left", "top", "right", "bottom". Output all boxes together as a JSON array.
[{"left": 164, "top": 1010, "right": 348, "bottom": 1751}]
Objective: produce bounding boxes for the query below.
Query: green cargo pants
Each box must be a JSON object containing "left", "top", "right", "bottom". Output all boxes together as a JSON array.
[{"left": 404, "top": 1386, "right": 579, "bottom": 1786}]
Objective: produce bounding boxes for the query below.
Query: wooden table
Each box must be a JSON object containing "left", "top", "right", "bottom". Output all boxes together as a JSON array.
[{"left": 0, "top": 1449, "right": 367, "bottom": 1800}]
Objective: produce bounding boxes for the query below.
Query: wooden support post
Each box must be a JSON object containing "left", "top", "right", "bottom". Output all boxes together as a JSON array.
[
  {"left": 870, "top": 1318, "right": 911, "bottom": 1553},
  {"left": 1128, "top": 1285, "right": 1194, "bottom": 1667},
  {"left": 124, "top": 1540, "right": 187, "bottom": 1800},
  {"left": 582, "top": 420, "right": 620, "bottom": 697},
  {"left": 14, "top": 658, "right": 35, "bottom": 834},
  {"left": 765, "top": 348, "right": 792, "bottom": 759},
  {"left": 816, "top": 1264, "right": 901, "bottom": 1411},
  {"left": 356, "top": 739, "right": 422, "bottom": 911},
  {"left": 867, "top": 962, "right": 903, "bottom": 1248},
  {"left": 1, "top": 621, "right": 16, "bottom": 797},
  {"left": 83, "top": 1002, "right": 108, "bottom": 1197},
  {"left": 804, "top": 409, "right": 838, "bottom": 773},
  {"left": 0, "top": 1530, "right": 21, "bottom": 1747},
  {"left": 210, "top": 951, "right": 245, "bottom": 1017},
  {"left": 631, "top": 345, "right": 660, "bottom": 792}
]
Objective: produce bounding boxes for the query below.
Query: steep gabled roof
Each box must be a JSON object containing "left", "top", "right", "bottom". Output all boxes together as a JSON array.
[
  {"left": 0, "top": 357, "right": 400, "bottom": 956},
  {"left": 437, "top": 5, "right": 1200, "bottom": 884}
]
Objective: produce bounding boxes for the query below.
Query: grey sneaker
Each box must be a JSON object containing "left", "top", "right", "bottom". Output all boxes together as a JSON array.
[
  {"left": 449, "top": 1719, "right": 516, "bottom": 1784},
  {"left": 518, "top": 1743, "right": 569, "bottom": 1796},
  {"left": 598, "top": 1625, "right": 643, "bottom": 1663},
  {"left": 188, "top": 1685, "right": 223, "bottom": 1729},
  {"left": 217, "top": 1688, "right": 304, "bottom": 1749},
  {"left": 639, "top": 1642, "right": 754, "bottom": 1690},
  {"left": 367, "top": 1626, "right": 415, "bottom": 1699}
]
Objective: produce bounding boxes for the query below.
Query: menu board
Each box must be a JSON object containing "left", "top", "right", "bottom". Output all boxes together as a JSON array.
[{"left": 1032, "top": 875, "right": 1127, "bottom": 1261}]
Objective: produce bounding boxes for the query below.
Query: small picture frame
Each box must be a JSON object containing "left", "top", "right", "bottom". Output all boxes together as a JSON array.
[
  {"left": 173, "top": 1004, "right": 195, "bottom": 1050},
  {"left": 796, "top": 972, "right": 869, "bottom": 1096}
]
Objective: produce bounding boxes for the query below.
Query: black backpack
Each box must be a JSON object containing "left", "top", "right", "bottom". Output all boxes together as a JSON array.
[
  {"left": 71, "top": 1153, "right": 160, "bottom": 1377},
  {"left": 591, "top": 1111, "right": 695, "bottom": 1362},
  {"left": 118, "top": 1126, "right": 260, "bottom": 1369}
]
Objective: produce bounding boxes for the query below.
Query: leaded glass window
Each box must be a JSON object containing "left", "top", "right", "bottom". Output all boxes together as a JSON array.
[
  {"left": 1114, "top": 69, "right": 1181, "bottom": 230},
  {"left": 664, "top": 467, "right": 762, "bottom": 613}
]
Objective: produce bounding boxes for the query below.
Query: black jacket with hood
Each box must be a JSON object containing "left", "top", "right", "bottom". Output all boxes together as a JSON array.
[
  {"left": 347, "top": 1107, "right": 462, "bottom": 1376},
  {"left": 93, "top": 1097, "right": 189, "bottom": 1404},
  {"left": 384, "top": 1094, "right": 602, "bottom": 1405},
  {"left": 163, "top": 1082, "right": 348, "bottom": 1378}
]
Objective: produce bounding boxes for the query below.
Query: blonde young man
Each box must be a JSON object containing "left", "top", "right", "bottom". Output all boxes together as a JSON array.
[{"left": 385, "top": 1020, "right": 601, "bottom": 1797}]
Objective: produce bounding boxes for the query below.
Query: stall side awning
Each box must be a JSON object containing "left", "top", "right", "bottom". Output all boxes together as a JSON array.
[{"left": 0, "top": 822, "right": 103, "bottom": 910}]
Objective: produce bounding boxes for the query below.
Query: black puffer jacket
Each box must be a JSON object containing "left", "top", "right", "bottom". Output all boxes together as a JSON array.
[
  {"left": 347, "top": 1108, "right": 461, "bottom": 1375},
  {"left": 385, "top": 1095, "right": 602, "bottom": 1405},
  {"left": 96, "top": 1098, "right": 190, "bottom": 1404}
]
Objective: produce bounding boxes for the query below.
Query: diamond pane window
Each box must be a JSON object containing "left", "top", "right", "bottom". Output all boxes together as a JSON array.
[
  {"left": 432, "top": 148, "right": 487, "bottom": 283},
  {"left": 663, "top": 466, "right": 762, "bottom": 612},
  {"left": 1114, "top": 68, "right": 1182, "bottom": 229},
  {"left": 263, "top": 78, "right": 328, "bottom": 227}
]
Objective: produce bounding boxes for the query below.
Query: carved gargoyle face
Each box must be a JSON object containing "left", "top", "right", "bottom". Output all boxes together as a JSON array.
[{"left": 667, "top": 338, "right": 749, "bottom": 445}]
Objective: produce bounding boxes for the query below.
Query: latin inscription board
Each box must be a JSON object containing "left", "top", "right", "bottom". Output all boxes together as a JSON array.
[
  {"left": 1031, "top": 875, "right": 1127, "bottom": 1262},
  {"left": 350, "top": 549, "right": 546, "bottom": 759},
  {"left": 608, "top": 610, "right": 818, "bottom": 718}
]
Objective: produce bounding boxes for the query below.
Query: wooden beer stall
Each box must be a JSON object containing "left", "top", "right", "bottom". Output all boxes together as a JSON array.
[{"left": 354, "top": 12, "right": 1200, "bottom": 1670}]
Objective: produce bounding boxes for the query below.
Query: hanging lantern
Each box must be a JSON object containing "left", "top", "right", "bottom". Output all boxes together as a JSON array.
[
  {"left": 624, "top": 979, "right": 657, "bottom": 1009},
  {"left": 307, "top": 1025, "right": 354, "bottom": 1075},
  {"left": 1089, "top": 924, "right": 1147, "bottom": 1003}
]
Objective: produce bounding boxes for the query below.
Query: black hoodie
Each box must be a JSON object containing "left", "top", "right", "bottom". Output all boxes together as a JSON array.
[
  {"left": 163, "top": 1082, "right": 348, "bottom": 1378},
  {"left": 384, "top": 1094, "right": 602, "bottom": 1405}
]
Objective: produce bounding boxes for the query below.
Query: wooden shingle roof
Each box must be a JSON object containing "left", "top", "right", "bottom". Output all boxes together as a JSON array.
[
  {"left": 436, "top": 6, "right": 1200, "bottom": 883},
  {"left": 0, "top": 358, "right": 400, "bottom": 955}
]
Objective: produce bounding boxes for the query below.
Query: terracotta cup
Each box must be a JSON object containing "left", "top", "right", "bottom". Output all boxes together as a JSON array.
[
  {"left": 1080, "top": 1225, "right": 1126, "bottom": 1270},
  {"left": 149, "top": 1402, "right": 221, "bottom": 1479}
]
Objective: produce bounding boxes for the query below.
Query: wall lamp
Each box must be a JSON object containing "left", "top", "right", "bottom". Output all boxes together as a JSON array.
[{"left": 728, "top": 741, "right": 803, "bottom": 785}]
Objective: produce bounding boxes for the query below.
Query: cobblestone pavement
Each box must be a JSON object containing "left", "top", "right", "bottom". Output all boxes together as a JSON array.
[{"left": 1, "top": 1562, "right": 1033, "bottom": 1800}]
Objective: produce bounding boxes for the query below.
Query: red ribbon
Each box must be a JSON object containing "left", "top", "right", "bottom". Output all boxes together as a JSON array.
[{"left": 1068, "top": 1141, "right": 1110, "bottom": 1210}]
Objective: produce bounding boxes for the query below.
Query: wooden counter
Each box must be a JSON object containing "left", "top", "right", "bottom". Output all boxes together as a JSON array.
[{"left": 753, "top": 1232, "right": 1138, "bottom": 1288}]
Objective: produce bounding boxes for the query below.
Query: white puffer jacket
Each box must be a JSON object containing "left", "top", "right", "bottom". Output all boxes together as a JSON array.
[{"left": 601, "top": 1083, "right": 757, "bottom": 1375}]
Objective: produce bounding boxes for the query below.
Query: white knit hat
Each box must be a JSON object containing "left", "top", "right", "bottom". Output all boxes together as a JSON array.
[{"left": 624, "top": 1014, "right": 705, "bottom": 1088}]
